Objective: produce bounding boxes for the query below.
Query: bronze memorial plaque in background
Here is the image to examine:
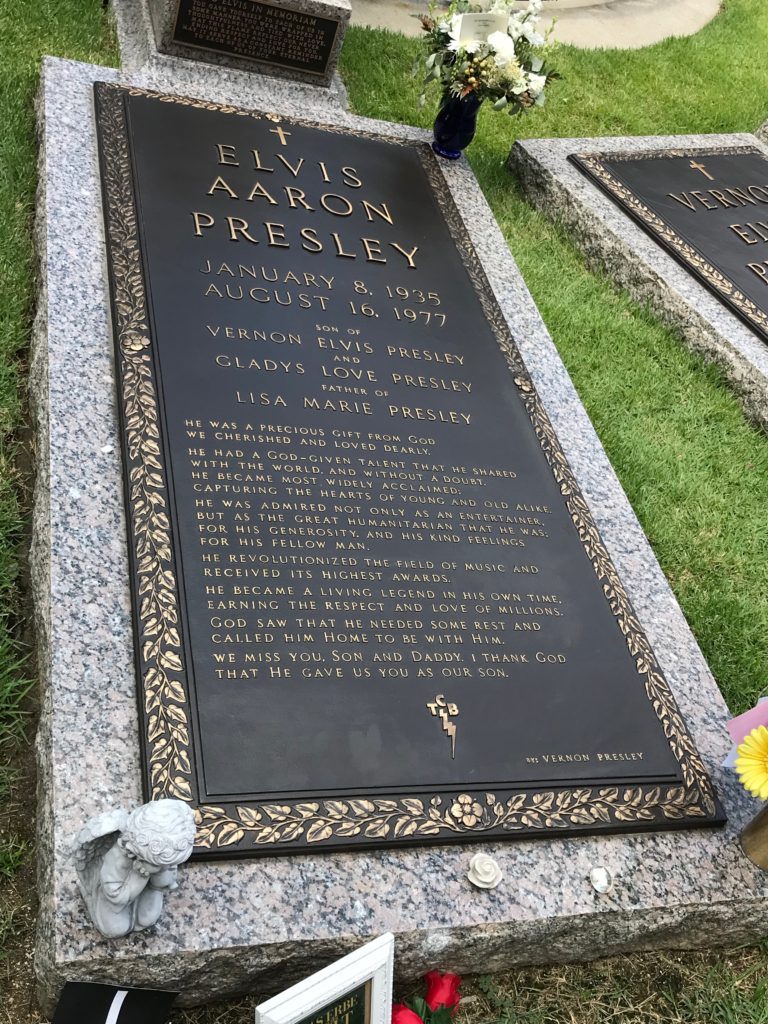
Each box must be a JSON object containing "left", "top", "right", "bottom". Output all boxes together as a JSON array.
[
  {"left": 171, "top": 0, "right": 341, "bottom": 78},
  {"left": 94, "top": 83, "right": 723, "bottom": 858},
  {"left": 570, "top": 147, "right": 768, "bottom": 344}
]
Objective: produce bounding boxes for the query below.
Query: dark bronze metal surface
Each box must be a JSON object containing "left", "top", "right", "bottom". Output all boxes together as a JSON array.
[
  {"left": 94, "top": 83, "right": 723, "bottom": 858},
  {"left": 570, "top": 147, "right": 768, "bottom": 343},
  {"left": 171, "top": 0, "right": 340, "bottom": 76}
]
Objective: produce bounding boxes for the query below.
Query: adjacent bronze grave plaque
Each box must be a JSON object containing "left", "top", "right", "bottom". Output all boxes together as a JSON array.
[
  {"left": 94, "top": 83, "right": 722, "bottom": 858},
  {"left": 171, "top": 0, "right": 341, "bottom": 78},
  {"left": 570, "top": 147, "right": 768, "bottom": 344}
]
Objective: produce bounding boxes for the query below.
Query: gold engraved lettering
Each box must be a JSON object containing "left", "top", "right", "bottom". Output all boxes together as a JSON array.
[
  {"left": 276, "top": 154, "right": 305, "bottom": 178},
  {"left": 208, "top": 176, "right": 238, "bottom": 197},
  {"left": 668, "top": 192, "right": 695, "bottom": 211},
  {"left": 730, "top": 223, "right": 759, "bottom": 245},
  {"left": 216, "top": 144, "right": 239, "bottom": 166},
  {"left": 227, "top": 217, "right": 259, "bottom": 243},
  {"left": 252, "top": 149, "right": 275, "bottom": 172},
  {"left": 265, "top": 222, "right": 289, "bottom": 247},
  {"left": 246, "top": 181, "right": 279, "bottom": 204},
  {"left": 192, "top": 211, "right": 215, "bottom": 235},
  {"left": 361, "top": 200, "right": 393, "bottom": 225},
  {"left": 690, "top": 189, "right": 717, "bottom": 210},
  {"left": 747, "top": 261, "right": 768, "bottom": 283},
  {"left": 284, "top": 186, "right": 313, "bottom": 210}
]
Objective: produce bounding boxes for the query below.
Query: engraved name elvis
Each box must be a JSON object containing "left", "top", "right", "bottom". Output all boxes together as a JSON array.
[
  {"left": 193, "top": 130, "right": 420, "bottom": 268},
  {"left": 192, "top": 129, "right": 467, "bottom": 425}
]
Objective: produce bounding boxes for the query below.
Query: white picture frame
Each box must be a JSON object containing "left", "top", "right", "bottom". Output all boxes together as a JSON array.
[{"left": 255, "top": 934, "right": 395, "bottom": 1024}]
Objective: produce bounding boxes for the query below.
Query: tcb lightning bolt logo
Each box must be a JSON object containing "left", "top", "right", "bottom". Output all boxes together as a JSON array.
[{"left": 426, "top": 695, "right": 459, "bottom": 758}]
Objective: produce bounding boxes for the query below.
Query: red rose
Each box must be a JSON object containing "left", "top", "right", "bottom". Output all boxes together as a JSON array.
[
  {"left": 424, "top": 971, "right": 461, "bottom": 1014},
  {"left": 392, "top": 1004, "right": 424, "bottom": 1024}
]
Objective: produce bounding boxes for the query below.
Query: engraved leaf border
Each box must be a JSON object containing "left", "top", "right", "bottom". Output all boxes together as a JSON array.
[
  {"left": 96, "top": 83, "right": 718, "bottom": 854},
  {"left": 97, "top": 84, "right": 194, "bottom": 806},
  {"left": 572, "top": 146, "right": 768, "bottom": 336}
]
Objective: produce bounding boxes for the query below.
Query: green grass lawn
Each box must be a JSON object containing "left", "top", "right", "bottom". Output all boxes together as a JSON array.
[
  {"left": 4, "top": 0, "right": 768, "bottom": 1020},
  {"left": 341, "top": 0, "right": 768, "bottom": 714},
  {"left": 0, "top": 0, "right": 117, "bottom": 993}
]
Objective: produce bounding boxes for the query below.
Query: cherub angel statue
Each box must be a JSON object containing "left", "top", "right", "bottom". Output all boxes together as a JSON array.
[{"left": 74, "top": 799, "right": 197, "bottom": 938}]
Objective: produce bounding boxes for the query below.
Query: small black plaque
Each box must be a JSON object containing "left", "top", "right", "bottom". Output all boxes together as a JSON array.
[
  {"left": 53, "top": 982, "right": 177, "bottom": 1024},
  {"left": 171, "top": 0, "right": 340, "bottom": 77},
  {"left": 570, "top": 147, "right": 768, "bottom": 343},
  {"left": 94, "top": 83, "right": 722, "bottom": 857}
]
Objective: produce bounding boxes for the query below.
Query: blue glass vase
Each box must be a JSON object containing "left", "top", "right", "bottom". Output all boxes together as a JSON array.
[{"left": 432, "top": 92, "right": 482, "bottom": 160}]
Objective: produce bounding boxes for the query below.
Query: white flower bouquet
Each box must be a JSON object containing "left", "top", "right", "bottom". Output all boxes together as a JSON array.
[{"left": 420, "top": 0, "right": 559, "bottom": 115}]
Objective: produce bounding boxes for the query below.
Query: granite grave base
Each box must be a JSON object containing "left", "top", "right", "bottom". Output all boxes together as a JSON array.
[
  {"left": 508, "top": 133, "right": 768, "bottom": 432},
  {"left": 32, "top": 57, "right": 768, "bottom": 1016}
]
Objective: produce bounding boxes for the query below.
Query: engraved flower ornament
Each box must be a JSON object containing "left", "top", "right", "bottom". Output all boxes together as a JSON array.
[
  {"left": 467, "top": 852, "right": 503, "bottom": 889},
  {"left": 450, "top": 793, "right": 484, "bottom": 828}
]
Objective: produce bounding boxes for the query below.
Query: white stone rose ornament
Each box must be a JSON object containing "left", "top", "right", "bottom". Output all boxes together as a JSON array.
[{"left": 467, "top": 852, "right": 503, "bottom": 889}]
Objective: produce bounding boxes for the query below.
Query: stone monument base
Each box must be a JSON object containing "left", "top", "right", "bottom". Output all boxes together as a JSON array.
[{"left": 32, "top": 55, "right": 766, "bottom": 1017}]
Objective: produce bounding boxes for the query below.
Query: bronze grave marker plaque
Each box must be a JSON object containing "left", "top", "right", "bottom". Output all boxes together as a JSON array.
[
  {"left": 570, "top": 147, "right": 768, "bottom": 344},
  {"left": 95, "top": 84, "right": 722, "bottom": 857},
  {"left": 171, "top": 0, "right": 341, "bottom": 78}
]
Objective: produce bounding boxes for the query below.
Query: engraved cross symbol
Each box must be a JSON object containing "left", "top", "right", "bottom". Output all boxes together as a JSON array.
[
  {"left": 270, "top": 125, "right": 292, "bottom": 146},
  {"left": 689, "top": 159, "right": 715, "bottom": 181}
]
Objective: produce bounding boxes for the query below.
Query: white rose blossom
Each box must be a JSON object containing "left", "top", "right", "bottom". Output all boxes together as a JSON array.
[
  {"left": 487, "top": 29, "right": 517, "bottom": 65},
  {"left": 527, "top": 71, "right": 547, "bottom": 97},
  {"left": 507, "top": 0, "right": 545, "bottom": 44},
  {"left": 467, "top": 852, "right": 503, "bottom": 889},
  {"left": 507, "top": 14, "right": 523, "bottom": 41},
  {"left": 521, "top": 23, "right": 545, "bottom": 45},
  {"left": 446, "top": 14, "right": 464, "bottom": 51}
]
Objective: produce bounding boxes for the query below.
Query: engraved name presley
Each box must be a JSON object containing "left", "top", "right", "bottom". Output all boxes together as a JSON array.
[{"left": 190, "top": 136, "right": 420, "bottom": 268}]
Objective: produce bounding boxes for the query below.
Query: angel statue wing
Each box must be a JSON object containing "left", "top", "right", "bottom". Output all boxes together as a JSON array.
[{"left": 74, "top": 807, "right": 129, "bottom": 905}]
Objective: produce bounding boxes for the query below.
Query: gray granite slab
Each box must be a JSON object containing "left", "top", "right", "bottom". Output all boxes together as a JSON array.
[
  {"left": 509, "top": 133, "right": 768, "bottom": 431},
  {"left": 32, "top": 57, "right": 768, "bottom": 1016}
]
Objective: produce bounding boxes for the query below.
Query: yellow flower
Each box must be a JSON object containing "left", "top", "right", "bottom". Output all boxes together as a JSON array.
[{"left": 736, "top": 726, "right": 768, "bottom": 800}]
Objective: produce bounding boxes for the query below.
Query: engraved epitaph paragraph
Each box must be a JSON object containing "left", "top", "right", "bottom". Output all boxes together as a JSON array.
[
  {"left": 171, "top": 0, "right": 341, "bottom": 77},
  {"left": 95, "top": 84, "right": 722, "bottom": 857}
]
